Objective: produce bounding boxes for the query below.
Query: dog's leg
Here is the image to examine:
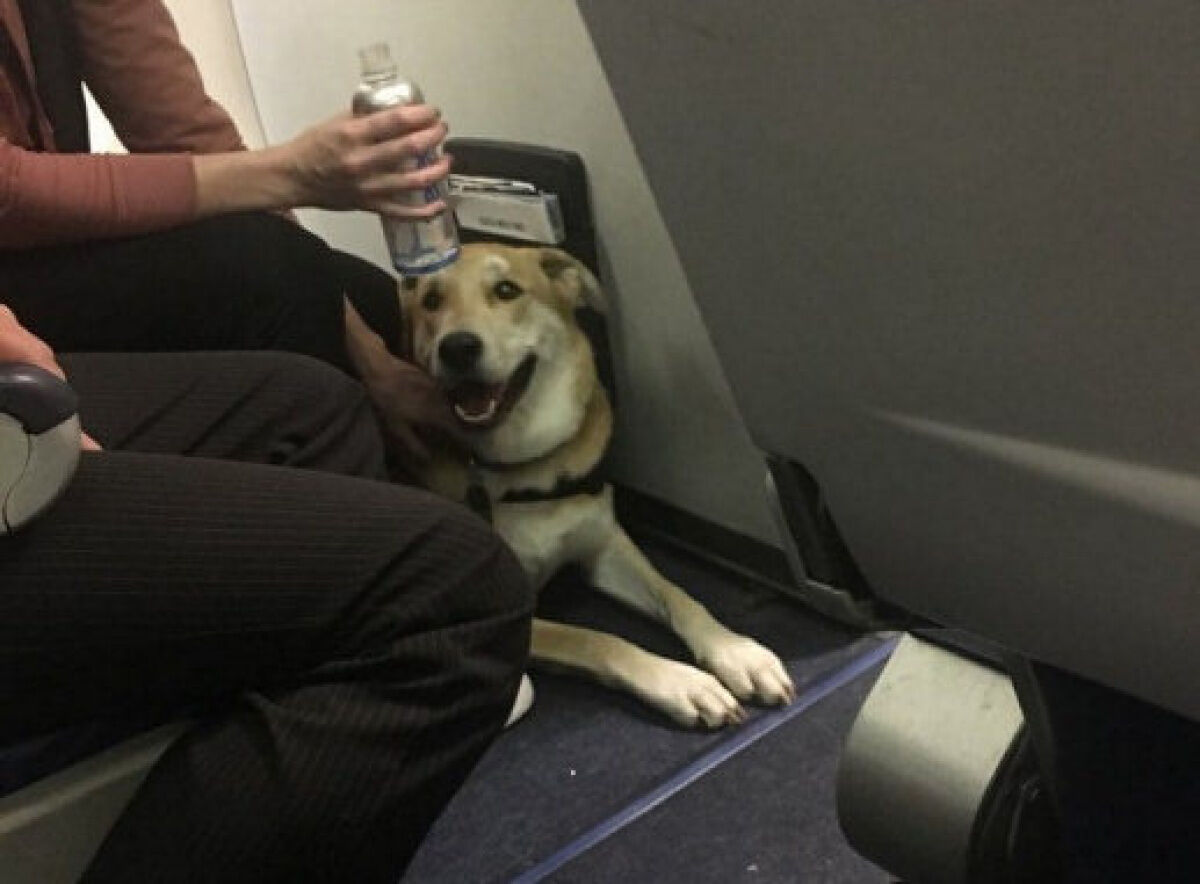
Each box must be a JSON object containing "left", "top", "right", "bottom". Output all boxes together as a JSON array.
[
  {"left": 587, "top": 529, "right": 797, "bottom": 707},
  {"left": 531, "top": 618, "right": 746, "bottom": 728}
]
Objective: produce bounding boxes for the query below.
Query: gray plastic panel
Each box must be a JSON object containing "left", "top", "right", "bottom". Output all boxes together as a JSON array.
[
  {"left": 837, "top": 634, "right": 1022, "bottom": 884},
  {"left": 578, "top": 2, "right": 1200, "bottom": 719}
]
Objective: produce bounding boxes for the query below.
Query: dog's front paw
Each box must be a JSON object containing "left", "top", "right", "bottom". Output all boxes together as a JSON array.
[
  {"left": 698, "top": 634, "right": 797, "bottom": 707},
  {"left": 633, "top": 658, "right": 747, "bottom": 729}
]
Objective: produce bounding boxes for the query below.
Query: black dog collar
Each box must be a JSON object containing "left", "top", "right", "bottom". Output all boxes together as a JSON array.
[{"left": 465, "top": 449, "right": 609, "bottom": 523}]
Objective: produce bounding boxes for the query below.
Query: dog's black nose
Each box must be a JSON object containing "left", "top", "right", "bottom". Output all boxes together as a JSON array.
[{"left": 438, "top": 332, "right": 483, "bottom": 372}]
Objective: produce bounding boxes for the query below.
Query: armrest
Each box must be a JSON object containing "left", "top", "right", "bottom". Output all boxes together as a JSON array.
[{"left": 0, "top": 363, "right": 81, "bottom": 533}]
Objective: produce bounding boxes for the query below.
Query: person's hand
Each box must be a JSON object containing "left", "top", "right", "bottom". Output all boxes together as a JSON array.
[
  {"left": 0, "top": 304, "right": 66, "bottom": 378},
  {"left": 368, "top": 355, "right": 467, "bottom": 470},
  {"left": 193, "top": 103, "right": 453, "bottom": 221},
  {"left": 279, "top": 104, "right": 451, "bottom": 218},
  {"left": 0, "top": 305, "right": 101, "bottom": 451},
  {"left": 343, "top": 300, "right": 464, "bottom": 471}
]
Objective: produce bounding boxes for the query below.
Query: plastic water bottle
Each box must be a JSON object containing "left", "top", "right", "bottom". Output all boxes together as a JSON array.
[{"left": 352, "top": 43, "right": 460, "bottom": 274}]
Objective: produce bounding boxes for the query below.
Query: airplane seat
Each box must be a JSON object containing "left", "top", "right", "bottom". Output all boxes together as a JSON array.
[
  {"left": 573, "top": 1, "right": 1200, "bottom": 879},
  {"left": 0, "top": 362, "right": 188, "bottom": 884}
]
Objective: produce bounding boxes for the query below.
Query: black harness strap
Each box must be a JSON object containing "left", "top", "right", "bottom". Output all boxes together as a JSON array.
[
  {"left": 465, "top": 447, "right": 610, "bottom": 524},
  {"left": 499, "top": 458, "right": 609, "bottom": 504}
]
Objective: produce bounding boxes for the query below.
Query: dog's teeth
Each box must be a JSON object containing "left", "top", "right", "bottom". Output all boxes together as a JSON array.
[{"left": 454, "top": 399, "right": 499, "bottom": 424}]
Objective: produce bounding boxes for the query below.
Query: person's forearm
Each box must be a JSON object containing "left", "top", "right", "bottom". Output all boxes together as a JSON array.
[
  {"left": 193, "top": 106, "right": 450, "bottom": 221},
  {"left": 0, "top": 143, "right": 195, "bottom": 249},
  {"left": 0, "top": 104, "right": 448, "bottom": 248},
  {"left": 191, "top": 147, "right": 303, "bottom": 218}
]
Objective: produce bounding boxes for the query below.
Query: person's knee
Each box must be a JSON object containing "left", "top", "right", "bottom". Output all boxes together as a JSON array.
[
  {"left": 230, "top": 214, "right": 334, "bottom": 300},
  {"left": 187, "top": 212, "right": 330, "bottom": 290},
  {"left": 192, "top": 210, "right": 324, "bottom": 259},
  {"left": 258, "top": 349, "right": 360, "bottom": 400},
  {"left": 188, "top": 213, "right": 347, "bottom": 362},
  {"left": 367, "top": 494, "right": 535, "bottom": 666},
  {"left": 431, "top": 502, "right": 535, "bottom": 633},
  {"left": 432, "top": 509, "right": 534, "bottom": 698},
  {"left": 464, "top": 511, "right": 536, "bottom": 626},
  {"left": 236, "top": 350, "right": 385, "bottom": 473},
  {"left": 237, "top": 350, "right": 362, "bottom": 416}
]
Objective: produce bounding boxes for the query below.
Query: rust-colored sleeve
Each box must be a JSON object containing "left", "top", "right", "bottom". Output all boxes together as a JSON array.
[
  {"left": 70, "top": 0, "right": 246, "bottom": 155},
  {"left": 0, "top": 138, "right": 196, "bottom": 247}
]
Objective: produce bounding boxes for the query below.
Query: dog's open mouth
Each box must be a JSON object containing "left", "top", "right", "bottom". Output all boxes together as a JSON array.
[{"left": 447, "top": 355, "right": 537, "bottom": 430}]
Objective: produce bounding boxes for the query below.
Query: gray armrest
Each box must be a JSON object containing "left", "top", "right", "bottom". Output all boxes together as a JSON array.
[{"left": 0, "top": 363, "right": 81, "bottom": 533}]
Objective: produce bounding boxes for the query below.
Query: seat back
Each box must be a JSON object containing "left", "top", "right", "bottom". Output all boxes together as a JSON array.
[
  {"left": 577, "top": 0, "right": 1200, "bottom": 720},
  {"left": 446, "top": 138, "right": 617, "bottom": 404},
  {"left": 0, "top": 725, "right": 186, "bottom": 883}
]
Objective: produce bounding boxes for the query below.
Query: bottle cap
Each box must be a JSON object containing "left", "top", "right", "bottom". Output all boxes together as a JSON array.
[{"left": 358, "top": 43, "right": 397, "bottom": 79}]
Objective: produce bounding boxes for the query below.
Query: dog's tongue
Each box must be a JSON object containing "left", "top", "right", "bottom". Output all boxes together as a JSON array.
[{"left": 452, "top": 382, "right": 504, "bottom": 424}]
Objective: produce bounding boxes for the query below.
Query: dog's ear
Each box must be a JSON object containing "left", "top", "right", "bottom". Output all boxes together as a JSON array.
[
  {"left": 539, "top": 248, "right": 607, "bottom": 315},
  {"left": 397, "top": 276, "right": 420, "bottom": 361}
]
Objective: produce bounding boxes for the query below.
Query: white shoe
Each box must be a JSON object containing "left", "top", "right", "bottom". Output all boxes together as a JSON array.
[{"left": 504, "top": 673, "right": 535, "bottom": 728}]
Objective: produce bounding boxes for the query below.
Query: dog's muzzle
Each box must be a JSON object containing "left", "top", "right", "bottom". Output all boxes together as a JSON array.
[{"left": 443, "top": 353, "right": 537, "bottom": 429}]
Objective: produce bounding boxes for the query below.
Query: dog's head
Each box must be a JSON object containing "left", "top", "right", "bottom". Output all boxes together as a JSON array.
[{"left": 402, "top": 243, "right": 607, "bottom": 463}]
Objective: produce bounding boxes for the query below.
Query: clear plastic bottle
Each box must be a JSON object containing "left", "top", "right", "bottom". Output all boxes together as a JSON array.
[{"left": 352, "top": 43, "right": 460, "bottom": 274}]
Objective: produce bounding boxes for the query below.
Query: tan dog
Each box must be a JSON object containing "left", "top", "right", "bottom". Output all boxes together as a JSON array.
[{"left": 386, "top": 243, "right": 796, "bottom": 727}]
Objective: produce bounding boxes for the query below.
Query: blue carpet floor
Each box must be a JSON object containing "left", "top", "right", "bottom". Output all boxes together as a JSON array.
[{"left": 403, "top": 542, "right": 891, "bottom": 884}]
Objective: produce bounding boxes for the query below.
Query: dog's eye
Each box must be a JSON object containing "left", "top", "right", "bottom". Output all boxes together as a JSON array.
[
  {"left": 422, "top": 287, "right": 443, "bottom": 311},
  {"left": 494, "top": 280, "right": 523, "bottom": 301}
]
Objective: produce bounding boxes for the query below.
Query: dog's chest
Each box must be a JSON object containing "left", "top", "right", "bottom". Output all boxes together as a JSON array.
[{"left": 490, "top": 487, "right": 616, "bottom": 589}]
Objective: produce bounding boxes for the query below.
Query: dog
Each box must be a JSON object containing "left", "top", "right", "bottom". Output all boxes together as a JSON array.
[{"left": 387, "top": 243, "right": 796, "bottom": 728}]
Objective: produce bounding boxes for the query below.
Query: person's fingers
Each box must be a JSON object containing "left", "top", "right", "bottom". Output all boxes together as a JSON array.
[
  {"left": 355, "top": 122, "right": 448, "bottom": 175},
  {"left": 358, "top": 156, "right": 452, "bottom": 199},
  {"left": 286, "top": 106, "right": 449, "bottom": 213},
  {"left": 352, "top": 104, "right": 441, "bottom": 145},
  {"left": 0, "top": 307, "right": 66, "bottom": 379},
  {"left": 370, "top": 199, "right": 448, "bottom": 221}
]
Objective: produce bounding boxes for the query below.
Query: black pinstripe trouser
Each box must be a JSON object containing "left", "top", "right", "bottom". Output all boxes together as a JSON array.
[{"left": 0, "top": 216, "right": 534, "bottom": 881}]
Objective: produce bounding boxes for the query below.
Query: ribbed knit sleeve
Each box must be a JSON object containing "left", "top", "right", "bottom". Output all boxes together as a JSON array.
[{"left": 0, "top": 139, "right": 195, "bottom": 247}]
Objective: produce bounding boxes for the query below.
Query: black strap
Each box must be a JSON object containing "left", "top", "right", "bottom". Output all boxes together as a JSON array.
[
  {"left": 499, "top": 465, "right": 608, "bottom": 504},
  {"left": 465, "top": 447, "right": 610, "bottom": 524},
  {"left": 16, "top": 0, "right": 89, "bottom": 152}
]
